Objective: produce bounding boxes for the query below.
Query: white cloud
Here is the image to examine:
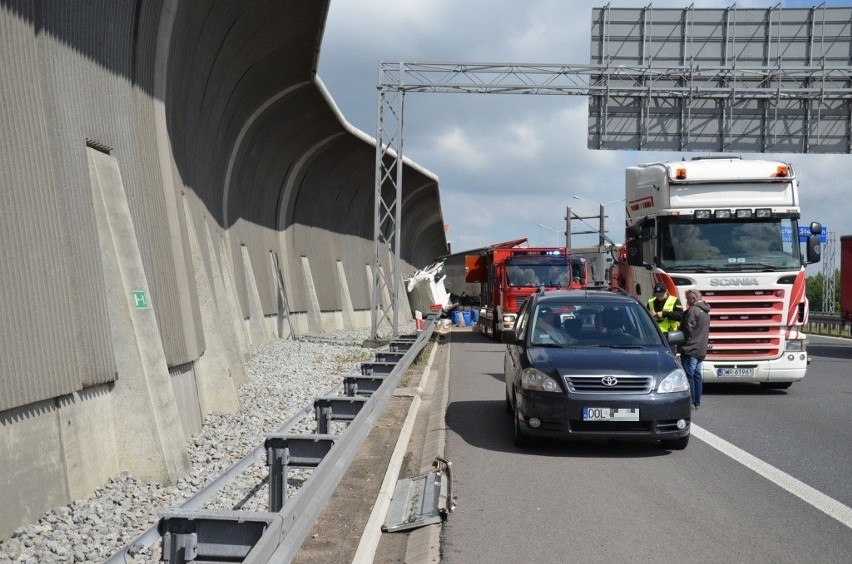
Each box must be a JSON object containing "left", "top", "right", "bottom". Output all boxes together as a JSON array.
[
  {"left": 325, "top": 0, "right": 451, "bottom": 31},
  {"left": 434, "top": 127, "right": 489, "bottom": 171}
]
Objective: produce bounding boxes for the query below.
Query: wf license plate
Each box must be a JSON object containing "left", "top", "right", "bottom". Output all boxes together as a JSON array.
[
  {"left": 583, "top": 407, "right": 639, "bottom": 421},
  {"left": 716, "top": 368, "right": 755, "bottom": 377}
]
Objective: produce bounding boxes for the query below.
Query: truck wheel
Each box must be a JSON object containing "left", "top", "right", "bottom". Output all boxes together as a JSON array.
[{"left": 492, "top": 319, "right": 501, "bottom": 342}]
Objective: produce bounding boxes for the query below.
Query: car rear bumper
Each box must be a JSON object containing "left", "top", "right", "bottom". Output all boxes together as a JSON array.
[{"left": 516, "top": 390, "right": 691, "bottom": 441}]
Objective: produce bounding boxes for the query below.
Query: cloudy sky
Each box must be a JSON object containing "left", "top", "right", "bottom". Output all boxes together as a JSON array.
[{"left": 317, "top": 0, "right": 850, "bottom": 274}]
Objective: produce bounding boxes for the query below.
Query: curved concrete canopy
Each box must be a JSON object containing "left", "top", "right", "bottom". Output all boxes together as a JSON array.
[{"left": 163, "top": 1, "right": 448, "bottom": 313}]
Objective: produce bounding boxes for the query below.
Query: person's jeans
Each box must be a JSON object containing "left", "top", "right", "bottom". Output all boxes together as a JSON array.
[{"left": 681, "top": 354, "right": 703, "bottom": 406}]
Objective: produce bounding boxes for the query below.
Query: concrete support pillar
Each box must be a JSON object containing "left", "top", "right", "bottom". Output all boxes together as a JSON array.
[
  {"left": 336, "top": 260, "right": 356, "bottom": 329},
  {"left": 240, "top": 245, "right": 268, "bottom": 345},
  {"left": 87, "top": 149, "right": 189, "bottom": 483},
  {"left": 302, "top": 256, "right": 323, "bottom": 333},
  {"left": 182, "top": 199, "right": 241, "bottom": 415},
  {"left": 213, "top": 231, "right": 250, "bottom": 380}
]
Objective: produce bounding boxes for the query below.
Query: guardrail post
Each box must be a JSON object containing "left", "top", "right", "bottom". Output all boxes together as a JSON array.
[
  {"left": 158, "top": 510, "right": 283, "bottom": 563},
  {"left": 389, "top": 340, "right": 414, "bottom": 353},
  {"left": 375, "top": 351, "right": 406, "bottom": 363},
  {"left": 361, "top": 361, "right": 396, "bottom": 375},
  {"left": 265, "top": 435, "right": 337, "bottom": 512},
  {"left": 344, "top": 375, "right": 388, "bottom": 397},
  {"left": 313, "top": 397, "right": 369, "bottom": 434}
]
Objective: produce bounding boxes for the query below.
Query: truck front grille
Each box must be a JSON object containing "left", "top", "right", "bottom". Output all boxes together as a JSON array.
[{"left": 701, "top": 288, "right": 788, "bottom": 360}]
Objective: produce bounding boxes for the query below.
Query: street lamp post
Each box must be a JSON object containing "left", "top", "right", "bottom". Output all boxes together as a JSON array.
[{"left": 536, "top": 223, "right": 564, "bottom": 248}]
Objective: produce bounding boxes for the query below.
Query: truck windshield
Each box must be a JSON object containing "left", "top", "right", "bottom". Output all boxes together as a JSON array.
[
  {"left": 506, "top": 263, "right": 571, "bottom": 287},
  {"left": 658, "top": 217, "right": 802, "bottom": 271}
]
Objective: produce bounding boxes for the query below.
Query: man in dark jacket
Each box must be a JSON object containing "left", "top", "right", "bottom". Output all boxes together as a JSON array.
[{"left": 681, "top": 289, "right": 711, "bottom": 410}]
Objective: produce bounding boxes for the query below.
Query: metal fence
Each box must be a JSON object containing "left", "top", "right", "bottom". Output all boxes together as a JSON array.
[{"left": 804, "top": 312, "right": 851, "bottom": 338}]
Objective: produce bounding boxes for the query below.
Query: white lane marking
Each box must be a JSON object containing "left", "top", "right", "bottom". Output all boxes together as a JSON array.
[{"left": 692, "top": 425, "right": 852, "bottom": 529}]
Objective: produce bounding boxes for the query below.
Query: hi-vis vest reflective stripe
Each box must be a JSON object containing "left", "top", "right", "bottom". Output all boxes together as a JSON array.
[{"left": 648, "top": 295, "right": 680, "bottom": 333}]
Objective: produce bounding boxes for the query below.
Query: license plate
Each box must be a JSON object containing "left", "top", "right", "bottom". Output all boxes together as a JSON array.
[
  {"left": 583, "top": 407, "right": 639, "bottom": 421},
  {"left": 716, "top": 368, "right": 755, "bottom": 377}
]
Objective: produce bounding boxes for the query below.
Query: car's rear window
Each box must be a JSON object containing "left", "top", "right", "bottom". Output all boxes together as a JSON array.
[{"left": 530, "top": 301, "right": 662, "bottom": 347}]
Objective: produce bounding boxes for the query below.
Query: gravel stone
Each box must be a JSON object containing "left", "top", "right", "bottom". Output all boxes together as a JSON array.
[{"left": 0, "top": 325, "right": 412, "bottom": 563}]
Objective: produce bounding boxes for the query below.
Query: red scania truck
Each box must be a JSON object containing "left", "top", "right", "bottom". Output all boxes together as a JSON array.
[
  {"left": 466, "top": 239, "right": 586, "bottom": 340},
  {"left": 617, "top": 156, "right": 822, "bottom": 388}
]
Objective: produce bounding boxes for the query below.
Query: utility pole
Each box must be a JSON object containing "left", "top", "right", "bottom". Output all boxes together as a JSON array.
[{"left": 565, "top": 206, "right": 571, "bottom": 251}]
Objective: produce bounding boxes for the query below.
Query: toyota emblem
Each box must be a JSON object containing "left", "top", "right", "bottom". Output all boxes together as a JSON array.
[{"left": 601, "top": 376, "right": 618, "bottom": 387}]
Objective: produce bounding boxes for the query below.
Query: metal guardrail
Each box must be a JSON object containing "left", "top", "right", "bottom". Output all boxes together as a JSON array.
[
  {"left": 107, "top": 317, "right": 437, "bottom": 563},
  {"left": 804, "top": 312, "right": 851, "bottom": 338}
]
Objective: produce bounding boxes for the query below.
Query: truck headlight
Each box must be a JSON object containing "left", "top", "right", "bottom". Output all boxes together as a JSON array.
[
  {"left": 785, "top": 339, "right": 806, "bottom": 352},
  {"left": 503, "top": 314, "right": 516, "bottom": 323},
  {"left": 521, "top": 368, "right": 561, "bottom": 392},
  {"left": 657, "top": 368, "right": 689, "bottom": 393}
]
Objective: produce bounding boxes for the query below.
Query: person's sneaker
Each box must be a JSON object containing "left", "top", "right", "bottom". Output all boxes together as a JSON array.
[{"left": 692, "top": 404, "right": 700, "bottom": 411}]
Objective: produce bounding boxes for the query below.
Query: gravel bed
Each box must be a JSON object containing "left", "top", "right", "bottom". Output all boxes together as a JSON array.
[{"left": 0, "top": 325, "right": 412, "bottom": 563}]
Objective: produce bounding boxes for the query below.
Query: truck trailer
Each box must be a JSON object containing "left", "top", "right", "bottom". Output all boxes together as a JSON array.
[
  {"left": 841, "top": 235, "right": 852, "bottom": 324},
  {"left": 617, "top": 156, "right": 822, "bottom": 388}
]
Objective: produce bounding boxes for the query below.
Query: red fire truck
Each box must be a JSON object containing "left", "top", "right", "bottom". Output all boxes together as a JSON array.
[{"left": 466, "top": 239, "right": 586, "bottom": 339}]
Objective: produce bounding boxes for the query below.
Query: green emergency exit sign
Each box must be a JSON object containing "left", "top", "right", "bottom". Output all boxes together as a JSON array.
[{"left": 131, "top": 290, "right": 148, "bottom": 309}]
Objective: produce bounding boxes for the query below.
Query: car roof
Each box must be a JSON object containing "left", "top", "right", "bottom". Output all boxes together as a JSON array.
[{"left": 531, "top": 288, "right": 640, "bottom": 306}]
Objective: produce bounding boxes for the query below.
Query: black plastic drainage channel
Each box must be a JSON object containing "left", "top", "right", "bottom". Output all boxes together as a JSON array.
[{"left": 107, "top": 318, "right": 436, "bottom": 563}]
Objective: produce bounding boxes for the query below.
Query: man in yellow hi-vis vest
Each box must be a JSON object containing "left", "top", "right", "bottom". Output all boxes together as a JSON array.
[{"left": 648, "top": 282, "right": 684, "bottom": 333}]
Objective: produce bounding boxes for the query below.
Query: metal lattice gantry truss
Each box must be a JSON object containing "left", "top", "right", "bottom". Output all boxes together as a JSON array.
[
  {"left": 372, "top": 82, "right": 405, "bottom": 339},
  {"left": 371, "top": 5, "right": 852, "bottom": 339},
  {"left": 822, "top": 231, "right": 837, "bottom": 313}
]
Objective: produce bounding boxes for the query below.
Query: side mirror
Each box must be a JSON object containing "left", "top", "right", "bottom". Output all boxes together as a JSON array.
[
  {"left": 667, "top": 330, "right": 685, "bottom": 347},
  {"left": 626, "top": 239, "right": 644, "bottom": 266},
  {"left": 806, "top": 235, "right": 821, "bottom": 264},
  {"left": 501, "top": 330, "right": 519, "bottom": 345}
]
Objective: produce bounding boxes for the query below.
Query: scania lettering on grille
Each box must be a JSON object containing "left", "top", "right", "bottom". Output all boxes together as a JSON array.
[
  {"left": 601, "top": 376, "right": 618, "bottom": 386},
  {"left": 709, "top": 277, "right": 759, "bottom": 286}
]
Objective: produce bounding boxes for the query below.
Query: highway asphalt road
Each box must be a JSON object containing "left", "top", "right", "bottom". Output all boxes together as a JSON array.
[{"left": 440, "top": 330, "right": 852, "bottom": 563}]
